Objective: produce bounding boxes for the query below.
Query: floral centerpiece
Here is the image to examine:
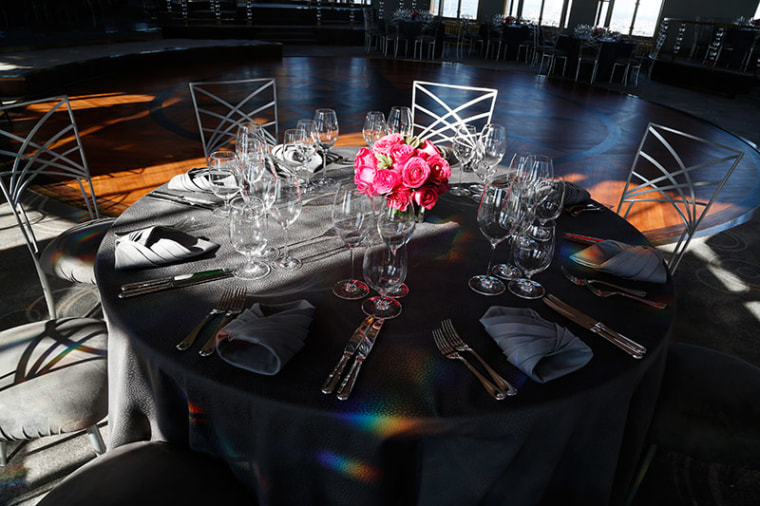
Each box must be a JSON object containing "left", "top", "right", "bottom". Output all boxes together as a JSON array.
[{"left": 354, "top": 133, "right": 450, "bottom": 214}]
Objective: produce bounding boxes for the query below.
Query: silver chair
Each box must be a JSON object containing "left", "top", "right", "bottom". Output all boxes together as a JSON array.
[
  {"left": 411, "top": 81, "right": 498, "bottom": 145},
  {"left": 0, "top": 96, "right": 114, "bottom": 315},
  {"left": 575, "top": 39, "right": 602, "bottom": 84},
  {"left": 188, "top": 78, "right": 278, "bottom": 165},
  {"left": 616, "top": 123, "right": 744, "bottom": 274}
]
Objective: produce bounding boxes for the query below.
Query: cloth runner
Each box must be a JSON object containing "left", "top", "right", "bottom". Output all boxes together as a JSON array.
[
  {"left": 569, "top": 239, "right": 668, "bottom": 283},
  {"left": 480, "top": 306, "right": 593, "bottom": 383},
  {"left": 114, "top": 226, "right": 219, "bottom": 269},
  {"left": 216, "top": 300, "right": 316, "bottom": 375}
]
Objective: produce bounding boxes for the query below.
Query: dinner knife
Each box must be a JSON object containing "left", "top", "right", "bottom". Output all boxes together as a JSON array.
[
  {"left": 120, "top": 269, "right": 232, "bottom": 292},
  {"left": 146, "top": 191, "right": 216, "bottom": 210},
  {"left": 118, "top": 269, "right": 233, "bottom": 298},
  {"left": 321, "top": 316, "right": 375, "bottom": 394},
  {"left": 336, "top": 318, "right": 385, "bottom": 401},
  {"left": 543, "top": 294, "right": 647, "bottom": 359}
]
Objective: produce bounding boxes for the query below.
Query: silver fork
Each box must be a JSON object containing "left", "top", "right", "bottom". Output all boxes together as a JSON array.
[
  {"left": 176, "top": 288, "right": 234, "bottom": 351},
  {"left": 199, "top": 288, "right": 248, "bottom": 357},
  {"left": 441, "top": 319, "right": 518, "bottom": 396},
  {"left": 432, "top": 329, "right": 506, "bottom": 401}
]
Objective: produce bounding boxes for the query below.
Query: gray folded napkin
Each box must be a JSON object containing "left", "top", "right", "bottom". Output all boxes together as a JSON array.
[
  {"left": 168, "top": 167, "right": 214, "bottom": 192},
  {"left": 569, "top": 239, "right": 667, "bottom": 284},
  {"left": 562, "top": 181, "right": 591, "bottom": 205},
  {"left": 271, "top": 145, "right": 322, "bottom": 173},
  {"left": 114, "top": 226, "right": 219, "bottom": 269},
  {"left": 216, "top": 300, "right": 315, "bottom": 375},
  {"left": 480, "top": 306, "right": 593, "bottom": 383}
]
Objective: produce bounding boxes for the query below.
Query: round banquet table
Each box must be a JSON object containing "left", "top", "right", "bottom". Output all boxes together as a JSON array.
[{"left": 95, "top": 153, "right": 674, "bottom": 506}]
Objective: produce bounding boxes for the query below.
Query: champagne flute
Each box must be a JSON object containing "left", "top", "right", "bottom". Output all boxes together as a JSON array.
[
  {"left": 361, "top": 234, "right": 408, "bottom": 320},
  {"left": 470, "top": 123, "right": 507, "bottom": 197},
  {"left": 313, "top": 108, "right": 339, "bottom": 175},
  {"left": 450, "top": 124, "right": 477, "bottom": 197},
  {"left": 237, "top": 127, "right": 267, "bottom": 202},
  {"left": 208, "top": 150, "right": 240, "bottom": 217},
  {"left": 296, "top": 119, "right": 320, "bottom": 192},
  {"left": 492, "top": 155, "right": 534, "bottom": 280},
  {"left": 229, "top": 196, "right": 271, "bottom": 280},
  {"left": 386, "top": 106, "right": 413, "bottom": 137},
  {"left": 251, "top": 163, "right": 280, "bottom": 262},
  {"left": 332, "top": 183, "right": 372, "bottom": 300},
  {"left": 376, "top": 198, "right": 416, "bottom": 298},
  {"left": 362, "top": 111, "right": 387, "bottom": 148},
  {"left": 468, "top": 180, "right": 514, "bottom": 296},
  {"left": 269, "top": 176, "right": 303, "bottom": 270},
  {"left": 508, "top": 224, "right": 556, "bottom": 299}
]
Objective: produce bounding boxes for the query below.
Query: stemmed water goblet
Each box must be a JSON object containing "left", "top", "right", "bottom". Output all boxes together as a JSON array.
[
  {"left": 313, "top": 108, "right": 339, "bottom": 185},
  {"left": 450, "top": 124, "right": 477, "bottom": 197},
  {"left": 331, "top": 183, "right": 372, "bottom": 300},
  {"left": 361, "top": 232, "right": 408, "bottom": 320},
  {"left": 468, "top": 179, "right": 515, "bottom": 296},
  {"left": 508, "top": 223, "right": 556, "bottom": 299},
  {"left": 376, "top": 198, "right": 416, "bottom": 298},
  {"left": 362, "top": 111, "right": 387, "bottom": 148},
  {"left": 269, "top": 175, "right": 303, "bottom": 270},
  {"left": 208, "top": 150, "right": 240, "bottom": 217},
  {"left": 386, "top": 106, "right": 413, "bottom": 137},
  {"left": 296, "top": 119, "right": 319, "bottom": 188},
  {"left": 280, "top": 128, "right": 309, "bottom": 180},
  {"left": 229, "top": 196, "right": 271, "bottom": 280},
  {"left": 470, "top": 123, "right": 507, "bottom": 198}
]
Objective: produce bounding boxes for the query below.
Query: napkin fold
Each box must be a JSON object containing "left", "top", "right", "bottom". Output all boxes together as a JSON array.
[
  {"left": 114, "top": 226, "right": 219, "bottom": 269},
  {"left": 562, "top": 181, "right": 592, "bottom": 205},
  {"left": 480, "top": 306, "right": 593, "bottom": 383},
  {"left": 168, "top": 167, "right": 214, "bottom": 192},
  {"left": 271, "top": 145, "right": 322, "bottom": 173},
  {"left": 216, "top": 300, "right": 315, "bottom": 375},
  {"left": 569, "top": 239, "right": 668, "bottom": 284}
]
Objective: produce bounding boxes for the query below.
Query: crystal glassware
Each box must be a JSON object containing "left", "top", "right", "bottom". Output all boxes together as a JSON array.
[
  {"left": 508, "top": 223, "right": 556, "bottom": 299},
  {"left": 386, "top": 106, "right": 413, "bottom": 137},
  {"left": 313, "top": 108, "right": 339, "bottom": 177},
  {"left": 208, "top": 150, "right": 240, "bottom": 217},
  {"left": 331, "top": 183, "right": 372, "bottom": 300},
  {"left": 470, "top": 123, "right": 507, "bottom": 198},
  {"left": 450, "top": 124, "right": 477, "bottom": 197},
  {"left": 361, "top": 235, "right": 408, "bottom": 320},
  {"left": 229, "top": 196, "right": 271, "bottom": 280},
  {"left": 362, "top": 111, "right": 387, "bottom": 148},
  {"left": 268, "top": 175, "right": 303, "bottom": 270}
]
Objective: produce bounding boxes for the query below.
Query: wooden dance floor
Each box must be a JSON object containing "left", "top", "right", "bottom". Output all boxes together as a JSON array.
[{"left": 23, "top": 50, "right": 760, "bottom": 242}]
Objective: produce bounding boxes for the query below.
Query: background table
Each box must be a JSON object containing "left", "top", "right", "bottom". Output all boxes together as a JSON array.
[{"left": 95, "top": 157, "right": 674, "bottom": 506}]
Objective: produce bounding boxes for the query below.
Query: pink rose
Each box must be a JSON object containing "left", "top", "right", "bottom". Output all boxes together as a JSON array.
[
  {"left": 401, "top": 157, "right": 431, "bottom": 189},
  {"left": 354, "top": 147, "right": 379, "bottom": 170},
  {"left": 434, "top": 179, "right": 450, "bottom": 195},
  {"left": 371, "top": 168, "right": 402, "bottom": 195},
  {"left": 418, "top": 139, "right": 440, "bottom": 157},
  {"left": 413, "top": 185, "right": 439, "bottom": 209},
  {"left": 355, "top": 166, "right": 378, "bottom": 196},
  {"left": 373, "top": 133, "right": 405, "bottom": 155},
  {"left": 425, "top": 154, "right": 451, "bottom": 183},
  {"left": 390, "top": 144, "right": 417, "bottom": 166},
  {"left": 386, "top": 188, "right": 413, "bottom": 211}
]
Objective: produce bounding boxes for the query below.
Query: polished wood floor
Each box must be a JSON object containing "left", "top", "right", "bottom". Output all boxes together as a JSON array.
[{"left": 23, "top": 50, "right": 760, "bottom": 242}]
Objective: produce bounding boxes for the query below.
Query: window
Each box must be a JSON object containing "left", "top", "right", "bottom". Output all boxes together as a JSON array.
[
  {"left": 518, "top": 0, "right": 571, "bottom": 27},
  {"left": 608, "top": 0, "right": 665, "bottom": 37},
  {"left": 435, "top": 0, "right": 479, "bottom": 19}
]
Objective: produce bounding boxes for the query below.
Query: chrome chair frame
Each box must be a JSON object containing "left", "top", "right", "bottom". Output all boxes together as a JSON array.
[
  {"left": 188, "top": 77, "right": 278, "bottom": 165},
  {"left": 616, "top": 123, "right": 744, "bottom": 274},
  {"left": 411, "top": 81, "right": 498, "bottom": 145}
]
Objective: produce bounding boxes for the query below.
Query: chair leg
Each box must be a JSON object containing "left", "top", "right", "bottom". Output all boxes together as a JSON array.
[
  {"left": 1, "top": 440, "right": 7, "bottom": 467},
  {"left": 87, "top": 424, "right": 106, "bottom": 455}
]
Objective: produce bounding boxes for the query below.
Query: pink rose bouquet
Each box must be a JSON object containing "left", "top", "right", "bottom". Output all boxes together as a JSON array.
[{"left": 354, "top": 133, "right": 451, "bottom": 212}]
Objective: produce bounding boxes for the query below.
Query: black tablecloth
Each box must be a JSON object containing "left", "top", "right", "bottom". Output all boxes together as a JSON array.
[{"left": 96, "top": 163, "right": 673, "bottom": 506}]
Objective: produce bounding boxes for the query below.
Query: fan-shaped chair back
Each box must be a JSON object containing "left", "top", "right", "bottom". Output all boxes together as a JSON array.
[
  {"left": 616, "top": 123, "right": 744, "bottom": 274},
  {"left": 189, "top": 78, "right": 278, "bottom": 164},
  {"left": 411, "top": 81, "right": 498, "bottom": 145}
]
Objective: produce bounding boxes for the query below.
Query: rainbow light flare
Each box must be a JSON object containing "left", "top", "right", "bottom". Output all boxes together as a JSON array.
[{"left": 315, "top": 451, "right": 379, "bottom": 483}]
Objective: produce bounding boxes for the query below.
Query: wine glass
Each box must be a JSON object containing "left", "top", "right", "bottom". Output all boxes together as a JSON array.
[
  {"left": 251, "top": 162, "right": 280, "bottom": 262},
  {"left": 450, "top": 124, "right": 477, "bottom": 197},
  {"left": 361, "top": 234, "right": 408, "bottom": 320},
  {"left": 492, "top": 155, "right": 534, "bottom": 280},
  {"left": 362, "top": 111, "right": 387, "bottom": 148},
  {"left": 376, "top": 198, "right": 416, "bottom": 298},
  {"left": 208, "top": 150, "right": 240, "bottom": 217},
  {"left": 313, "top": 108, "right": 339, "bottom": 174},
  {"left": 468, "top": 180, "right": 515, "bottom": 296},
  {"left": 229, "top": 196, "right": 271, "bottom": 280},
  {"left": 533, "top": 177, "right": 566, "bottom": 226},
  {"left": 508, "top": 223, "right": 556, "bottom": 299},
  {"left": 386, "top": 106, "right": 413, "bottom": 137},
  {"left": 280, "top": 128, "right": 308, "bottom": 177},
  {"left": 237, "top": 127, "right": 267, "bottom": 202},
  {"left": 269, "top": 176, "right": 303, "bottom": 270},
  {"left": 331, "top": 183, "right": 372, "bottom": 300},
  {"left": 470, "top": 123, "right": 507, "bottom": 197}
]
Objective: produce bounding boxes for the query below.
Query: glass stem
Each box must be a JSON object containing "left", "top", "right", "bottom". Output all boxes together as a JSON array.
[
  {"left": 282, "top": 226, "right": 289, "bottom": 260},
  {"left": 348, "top": 246, "right": 355, "bottom": 281},
  {"left": 486, "top": 243, "right": 497, "bottom": 276}
]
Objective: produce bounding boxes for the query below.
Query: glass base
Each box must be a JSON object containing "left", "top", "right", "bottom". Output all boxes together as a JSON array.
[
  {"left": 492, "top": 263, "right": 521, "bottom": 281},
  {"left": 508, "top": 278, "right": 545, "bottom": 299},
  {"left": 449, "top": 184, "right": 470, "bottom": 197},
  {"left": 386, "top": 282, "right": 409, "bottom": 298},
  {"left": 468, "top": 274, "right": 506, "bottom": 296},
  {"left": 333, "top": 279, "right": 370, "bottom": 300},
  {"left": 361, "top": 296, "right": 402, "bottom": 319},
  {"left": 234, "top": 261, "right": 271, "bottom": 280},
  {"left": 468, "top": 183, "right": 485, "bottom": 202},
  {"left": 276, "top": 255, "right": 302, "bottom": 270},
  {"left": 213, "top": 206, "right": 231, "bottom": 217}
]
